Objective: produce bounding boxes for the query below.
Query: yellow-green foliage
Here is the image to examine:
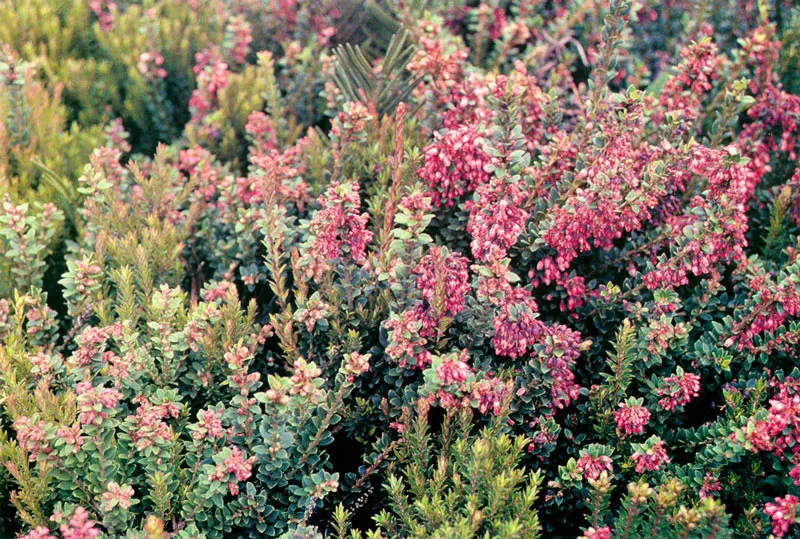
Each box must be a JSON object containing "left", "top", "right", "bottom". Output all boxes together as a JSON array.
[
  {"left": 1, "top": 0, "right": 225, "bottom": 155},
  {"left": 186, "top": 62, "right": 270, "bottom": 167},
  {"left": 0, "top": 0, "right": 93, "bottom": 62},
  {"left": 0, "top": 62, "right": 103, "bottom": 204},
  {"left": 371, "top": 402, "right": 543, "bottom": 539},
  {"left": 75, "top": 149, "right": 193, "bottom": 304},
  {"left": 90, "top": 1, "right": 225, "bottom": 144}
]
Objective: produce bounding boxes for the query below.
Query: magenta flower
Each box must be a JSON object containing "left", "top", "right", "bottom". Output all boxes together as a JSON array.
[
  {"left": 468, "top": 176, "right": 529, "bottom": 263},
  {"left": 657, "top": 369, "right": 701, "bottom": 411},
  {"left": 418, "top": 125, "right": 494, "bottom": 207},
  {"left": 765, "top": 495, "right": 799, "bottom": 538},
  {"left": 60, "top": 507, "right": 100, "bottom": 539},
  {"left": 303, "top": 181, "right": 373, "bottom": 280},
  {"left": 614, "top": 399, "right": 651, "bottom": 435},
  {"left": 101, "top": 481, "right": 135, "bottom": 511},
  {"left": 436, "top": 350, "right": 473, "bottom": 385},
  {"left": 631, "top": 437, "right": 670, "bottom": 473},
  {"left": 575, "top": 454, "right": 613, "bottom": 481},
  {"left": 579, "top": 526, "right": 611, "bottom": 539},
  {"left": 413, "top": 246, "right": 471, "bottom": 317}
]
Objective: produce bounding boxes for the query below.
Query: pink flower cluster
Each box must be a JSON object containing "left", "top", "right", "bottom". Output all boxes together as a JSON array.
[
  {"left": 201, "top": 280, "right": 236, "bottom": 303},
  {"left": 645, "top": 316, "right": 687, "bottom": 355},
  {"left": 330, "top": 102, "right": 372, "bottom": 147},
  {"left": 343, "top": 352, "right": 370, "bottom": 381},
  {"left": 89, "top": 147, "right": 127, "bottom": 189},
  {"left": 225, "top": 16, "right": 252, "bottom": 64},
  {"left": 579, "top": 526, "right": 611, "bottom": 539},
  {"left": 473, "top": 261, "right": 518, "bottom": 306},
  {"left": 427, "top": 352, "right": 517, "bottom": 416},
  {"left": 68, "top": 323, "right": 123, "bottom": 368},
  {"left": 101, "top": 481, "right": 135, "bottom": 511},
  {"left": 189, "top": 48, "right": 229, "bottom": 133},
  {"left": 72, "top": 259, "right": 102, "bottom": 295},
  {"left": 699, "top": 473, "right": 722, "bottom": 499},
  {"left": 56, "top": 423, "right": 84, "bottom": 455},
  {"left": 745, "top": 378, "right": 800, "bottom": 456},
  {"left": 467, "top": 176, "right": 529, "bottom": 263},
  {"left": 18, "top": 527, "right": 56, "bottom": 539},
  {"left": 179, "top": 145, "right": 221, "bottom": 203},
  {"left": 193, "top": 409, "right": 225, "bottom": 441},
  {"left": 407, "top": 30, "right": 467, "bottom": 84},
  {"left": 28, "top": 352, "right": 51, "bottom": 378},
  {"left": 575, "top": 454, "right": 613, "bottom": 481},
  {"left": 1, "top": 199, "right": 28, "bottom": 234},
  {"left": 295, "top": 295, "right": 332, "bottom": 332},
  {"left": 439, "top": 72, "right": 492, "bottom": 129},
  {"left": 492, "top": 288, "right": 543, "bottom": 359},
  {"left": 62, "top": 256, "right": 105, "bottom": 317},
  {"left": 657, "top": 38, "right": 720, "bottom": 125},
  {"left": 418, "top": 125, "right": 494, "bottom": 207},
  {"left": 412, "top": 246, "right": 470, "bottom": 318},
  {"left": 245, "top": 111, "right": 275, "bottom": 153},
  {"left": 245, "top": 144, "right": 310, "bottom": 209},
  {"left": 789, "top": 169, "right": 800, "bottom": 227},
  {"left": 105, "top": 117, "right": 130, "bottom": 154},
  {"left": 208, "top": 446, "right": 256, "bottom": 496},
  {"left": 631, "top": 438, "right": 670, "bottom": 473},
  {"left": 733, "top": 272, "right": 800, "bottom": 353},
  {"left": 303, "top": 181, "right": 372, "bottom": 280},
  {"left": 614, "top": 401, "right": 651, "bottom": 435},
  {"left": 470, "top": 376, "right": 510, "bottom": 416},
  {"left": 789, "top": 463, "right": 800, "bottom": 489},
  {"left": 22, "top": 299, "right": 58, "bottom": 341},
  {"left": 397, "top": 190, "right": 434, "bottom": 231},
  {"left": 18, "top": 506, "right": 101, "bottom": 539},
  {"left": 89, "top": 0, "right": 116, "bottom": 32},
  {"left": 384, "top": 310, "right": 434, "bottom": 368},
  {"left": 224, "top": 346, "right": 251, "bottom": 371},
  {"left": 765, "top": 495, "right": 799, "bottom": 538},
  {"left": 745, "top": 80, "right": 800, "bottom": 163},
  {"left": 14, "top": 416, "right": 49, "bottom": 461},
  {"left": 644, "top": 146, "right": 749, "bottom": 290},
  {"left": 534, "top": 323, "right": 584, "bottom": 409},
  {"left": 137, "top": 50, "right": 167, "bottom": 79},
  {"left": 0, "top": 299, "right": 9, "bottom": 338},
  {"left": 436, "top": 350, "right": 472, "bottom": 385},
  {"left": 225, "top": 346, "right": 261, "bottom": 396},
  {"left": 289, "top": 359, "right": 323, "bottom": 399},
  {"left": 541, "top": 114, "right": 678, "bottom": 285},
  {"left": 61, "top": 507, "right": 100, "bottom": 539},
  {"left": 480, "top": 256, "right": 585, "bottom": 411},
  {"left": 656, "top": 370, "right": 701, "bottom": 411},
  {"left": 127, "top": 396, "right": 181, "bottom": 451},
  {"left": 388, "top": 217, "right": 469, "bottom": 354},
  {"left": 76, "top": 381, "right": 123, "bottom": 426}
]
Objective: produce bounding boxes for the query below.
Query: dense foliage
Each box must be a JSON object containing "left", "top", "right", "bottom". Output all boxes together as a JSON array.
[{"left": 1, "top": 0, "right": 800, "bottom": 537}]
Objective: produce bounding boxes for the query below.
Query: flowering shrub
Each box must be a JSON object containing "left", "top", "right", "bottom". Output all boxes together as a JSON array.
[{"left": 2, "top": 0, "right": 800, "bottom": 537}]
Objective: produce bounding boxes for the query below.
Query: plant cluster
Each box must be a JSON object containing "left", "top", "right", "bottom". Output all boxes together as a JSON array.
[{"left": 2, "top": 0, "right": 800, "bottom": 537}]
